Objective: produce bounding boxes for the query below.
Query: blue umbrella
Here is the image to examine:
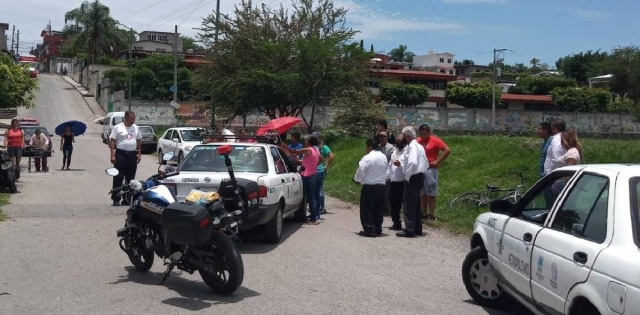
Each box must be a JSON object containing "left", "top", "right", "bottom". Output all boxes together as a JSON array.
[{"left": 55, "top": 120, "right": 87, "bottom": 136}]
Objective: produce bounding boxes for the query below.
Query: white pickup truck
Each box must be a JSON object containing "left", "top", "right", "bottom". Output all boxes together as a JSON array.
[{"left": 462, "top": 164, "right": 640, "bottom": 315}]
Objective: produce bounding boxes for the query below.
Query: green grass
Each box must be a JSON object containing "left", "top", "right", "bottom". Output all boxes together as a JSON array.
[
  {"left": 324, "top": 135, "right": 640, "bottom": 234},
  {"left": 0, "top": 193, "right": 11, "bottom": 221}
]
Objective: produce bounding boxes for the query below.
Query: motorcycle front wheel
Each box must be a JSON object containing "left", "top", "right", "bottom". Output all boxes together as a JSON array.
[
  {"left": 199, "top": 232, "right": 244, "bottom": 295},
  {"left": 122, "top": 228, "right": 155, "bottom": 272}
]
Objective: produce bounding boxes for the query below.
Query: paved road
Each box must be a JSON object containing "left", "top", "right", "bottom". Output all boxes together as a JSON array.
[{"left": 0, "top": 75, "right": 527, "bottom": 315}]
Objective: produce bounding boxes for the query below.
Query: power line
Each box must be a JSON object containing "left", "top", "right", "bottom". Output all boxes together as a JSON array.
[
  {"left": 134, "top": 0, "right": 208, "bottom": 30},
  {"left": 121, "top": 0, "right": 170, "bottom": 19}
]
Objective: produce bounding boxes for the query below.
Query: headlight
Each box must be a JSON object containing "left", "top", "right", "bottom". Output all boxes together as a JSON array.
[
  {"left": 129, "top": 180, "right": 143, "bottom": 191},
  {"left": 185, "top": 146, "right": 192, "bottom": 151}
]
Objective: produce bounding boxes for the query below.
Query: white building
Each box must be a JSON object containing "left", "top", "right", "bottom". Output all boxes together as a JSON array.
[
  {"left": 133, "top": 31, "right": 183, "bottom": 53},
  {"left": 412, "top": 50, "right": 456, "bottom": 75}
]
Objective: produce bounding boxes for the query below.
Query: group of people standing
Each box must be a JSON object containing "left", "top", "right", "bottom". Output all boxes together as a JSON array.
[
  {"left": 3, "top": 118, "right": 76, "bottom": 176},
  {"left": 538, "top": 119, "right": 585, "bottom": 176},
  {"left": 279, "top": 132, "right": 334, "bottom": 225},
  {"left": 354, "top": 120, "right": 451, "bottom": 238}
]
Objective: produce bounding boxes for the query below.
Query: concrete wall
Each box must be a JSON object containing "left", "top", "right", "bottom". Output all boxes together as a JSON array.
[{"left": 384, "top": 106, "right": 640, "bottom": 136}]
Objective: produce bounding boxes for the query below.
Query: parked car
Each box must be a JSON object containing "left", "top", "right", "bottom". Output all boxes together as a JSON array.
[
  {"left": 462, "top": 164, "right": 640, "bottom": 315},
  {"left": 159, "top": 142, "right": 306, "bottom": 243},
  {"left": 101, "top": 111, "right": 125, "bottom": 144},
  {"left": 21, "top": 126, "right": 54, "bottom": 158},
  {"left": 156, "top": 127, "right": 206, "bottom": 165},
  {"left": 18, "top": 117, "right": 39, "bottom": 127},
  {"left": 138, "top": 126, "right": 157, "bottom": 154}
]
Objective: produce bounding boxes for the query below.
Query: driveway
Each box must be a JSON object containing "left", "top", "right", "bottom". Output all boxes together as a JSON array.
[{"left": 0, "top": 75, "right": 527, "bottom": 315}]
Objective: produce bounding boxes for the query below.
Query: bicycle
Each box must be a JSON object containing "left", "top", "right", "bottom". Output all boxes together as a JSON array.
[{"left": 449, "top": 173, "right": 528, "bottom": 210}]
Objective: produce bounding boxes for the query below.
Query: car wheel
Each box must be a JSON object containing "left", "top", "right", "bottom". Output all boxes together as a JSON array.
[
  {"left": 462, "top": 246, "right": 509, "bottom": 309},
  {"left": 158, "top": 149, "right": 165, "bottom": 165},
  {"left": 264, "top": 203, "right": 283, "bottom": 244},
  {"left": 294, "top": 195, "right": 306, "bottom": 222}
]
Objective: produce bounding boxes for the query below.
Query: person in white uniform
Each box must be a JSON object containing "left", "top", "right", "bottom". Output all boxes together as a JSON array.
[
  {"left": 353, "top": 139, "right": 390, "bottom": 237},
  {"left": 109, "top": 111, "right": 142, "bottom": 206}
]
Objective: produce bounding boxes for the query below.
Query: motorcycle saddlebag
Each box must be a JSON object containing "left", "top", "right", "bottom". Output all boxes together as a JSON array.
[
  {"left": 218, "top": 178, "right": 260, "bottom": 214},
  {"left": 161, "top": 203, "right": 211, "bottom": 245}
]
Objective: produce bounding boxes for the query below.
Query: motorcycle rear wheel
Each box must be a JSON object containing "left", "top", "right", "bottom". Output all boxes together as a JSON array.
[
  {"left": 199, "top": 232, "right": 244, "bottom": 295},
  {"left": 125, "top": 234, "right": 155, "bottom": 272}
]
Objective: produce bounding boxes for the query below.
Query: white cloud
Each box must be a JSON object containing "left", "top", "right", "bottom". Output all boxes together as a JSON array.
[
  {"left": 441, "top": 0, "right": 509, "bottom": 4},
  {"left": 575, "top": 9, "right": 611, "bottom": 19}
]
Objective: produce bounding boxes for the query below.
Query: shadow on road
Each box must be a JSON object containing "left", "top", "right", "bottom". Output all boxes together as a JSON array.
[
  {"left": 462, "top": 299, "right": 533, "bottom": 315},
  {"left": 109, "top": 266, "right": 261, "bottom": 311},
  {"left": 237, "top": 220, "right": 303, "bottom": 255}
]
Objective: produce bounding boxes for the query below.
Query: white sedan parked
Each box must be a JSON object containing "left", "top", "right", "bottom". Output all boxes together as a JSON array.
[
  {"left": 156, "top": 127, "right": 206, "bottom": 164},
  {"left": 462, "top": 164, "right": 640, "bottom": 315},
  {"left": 160, "top": 142, "right": 306, "bottom": 243}
]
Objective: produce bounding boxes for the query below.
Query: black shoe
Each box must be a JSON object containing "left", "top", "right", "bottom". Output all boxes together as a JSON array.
[
  {"left": 416, "top": 231, "right": 424, "bottom": 236},
  {"left": 389, "top": 224, "right": 403, "bottom": 231},
  {"left": 396, "top": 231, "right": 415, "bottom": 238},
  {"left": 112, "top": 201, "right": 120, "bottom": 207},
  {"left": 357, "top": 231, "right": 376, "bottom": 238}
]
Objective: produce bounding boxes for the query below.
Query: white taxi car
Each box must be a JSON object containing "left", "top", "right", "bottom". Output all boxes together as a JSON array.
[
  {"left": 462, "top": 164, "right": 640, "bottom": 315},
  {"left": 160, "top": 142, "right": 306, "bottom": 243},
  {"left": 156, "top": 127, "right": 206, "bottom": 164}
]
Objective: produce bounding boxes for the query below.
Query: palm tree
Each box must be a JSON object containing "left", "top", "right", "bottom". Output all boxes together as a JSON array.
[
  {"left": 530, "top": 57, "right": 540, "bottom": 68},
  {"left": 389, "top": 44, "right": 415, "bottom": 63},
  {"left": 62, "top": 0, "right": 130, "bottom": 64}
]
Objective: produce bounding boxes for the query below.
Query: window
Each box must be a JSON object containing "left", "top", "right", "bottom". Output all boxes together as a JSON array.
[
  {"left": 133, "top": 46, "right": 144, "bottom": 51},
  {"left": 277, "top": 147, "right": 296, "bottom": 172},
  {"left": 630, "top": 178, "right": 640, "bottom": 247},
  {"left": 179, "top": 129, "right": 204, "bottom": 141},
  {"left": 439, "top": 58, "right": 444, "bottom": 63},
  {"left": 160, "top": 35, "right": 168, "bottom": 42},
  {"left": 146, "top": 34, "right": 157, "bottom": 41},
  {"left": 449, "top": 70, "right": 454, "bottom": 74},
  {"left": 178, "top": 145, "right": 268, "bottom": 174},
  {"left": 112, "top": 117, "right": 124, "bottom": 125},
  {"left": 155, "top": 48, "right": 166, "bottom": 53},
  {"left": 270, "top": 147, "right": 287, "bottom": 174},
  {"left": 551, "top": 173, "right": 609, "bottom": 243},
  {"left": 163, "top": 130, "right": 174, "bottom": 140},
  {"left": 139, "top": 126, "right": 154, "bottom": 134},
  {"left": 447, "top": 59, "right": 452, "bottom": 63}
]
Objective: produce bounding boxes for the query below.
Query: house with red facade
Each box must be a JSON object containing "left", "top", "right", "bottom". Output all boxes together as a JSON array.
[{"left": 36, "top": 28, "right": 63, "bottom": 73}]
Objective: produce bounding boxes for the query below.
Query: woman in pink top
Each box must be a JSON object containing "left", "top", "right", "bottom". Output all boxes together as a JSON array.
[
  {"left": 280, "top": 134, "right": 323, "bottom": 224},
  {"left": 553, "top": 129, "right": 584, "bottom": 165}
]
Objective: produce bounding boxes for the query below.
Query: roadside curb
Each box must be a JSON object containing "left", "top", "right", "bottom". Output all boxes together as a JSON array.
[{"left": 60, "top": 76, "right": 107, "bottom": 117}]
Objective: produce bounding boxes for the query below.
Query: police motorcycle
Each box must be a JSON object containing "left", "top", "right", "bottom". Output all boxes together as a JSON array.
[{"left": 105, "top": 147, "right": 246, "bottom": 295}]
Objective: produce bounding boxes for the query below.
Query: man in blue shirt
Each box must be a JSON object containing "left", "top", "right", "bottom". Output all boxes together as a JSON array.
[
  {"left": 538, "top": 122, "right": 552, "bottom": 178},
  {"left": 288, "top": 131, "right": 303, "bottom": 161}
]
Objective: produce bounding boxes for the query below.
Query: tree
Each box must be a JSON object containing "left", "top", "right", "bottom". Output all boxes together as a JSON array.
[
  {"left": 445, "top": 81, "right": 500, "bottom": 109},
  {"left": 529, "top": 58, "right": 540, "bottom": 68},
  {"left": 380, "top": 82, "right": 430, "bottom": 107},
  {"left": 0, "top": 54, "right": 39, "bottom": 108},
  {"left": 196, "top": 0, "right": 371, "bottom": 132},
  {"left": 555, "top": 50, "right": 608, "bottom": 85},
  {"left": 333, "top": 93, "right": 385, "bottom": 136},
  {"left": 389, "top": 44, "right": 414, "bottom": 63},
  {"left": 551, "top": 87, "right": 610, "bottom": 112},
  {"left": 61, "top": 1, "right": 130, "bottom": 64},
  {"left": 596, "top": 46, "right": 640, "bottom": 102},
  {"left": 181, "top": 36, "right": 204, "bottom": 52},
  {"left": 508, "top": 76, "right": 576, "bottom": 95}
]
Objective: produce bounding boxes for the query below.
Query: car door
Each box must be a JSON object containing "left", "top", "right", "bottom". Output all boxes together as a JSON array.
[
  {"left": 278, "top": 147, "right": 303, "bottom": 210},
  {"left": 494, "top": 170, "right": 579, "bottom": 303},
  {"left": 162, "top": 130, "right": 174, "bottom": 152},
  {"left": 269, "top": 147, "right": 291, "bottom": 210},
  {"left": 531, "top": 170, "right": 615, "bottom": 315}
]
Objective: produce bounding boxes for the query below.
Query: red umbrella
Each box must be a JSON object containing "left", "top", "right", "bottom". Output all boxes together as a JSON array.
[{"left": 256, "top": 116, "right": 302, "bottom": 136}]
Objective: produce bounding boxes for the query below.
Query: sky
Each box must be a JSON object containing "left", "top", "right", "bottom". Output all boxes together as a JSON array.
[{"left": 4, "top": 0, "right": 639, "bottom": 67}]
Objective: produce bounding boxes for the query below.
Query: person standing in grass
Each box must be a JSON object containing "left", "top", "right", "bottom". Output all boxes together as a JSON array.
[
  {"left": 417, "top": 124, "right": 451, "bottom": 222},
  {"left": 544, "top": 119, "right": 567, "bottom": 175},
  {"left": 353, "top": 139, "right": 389, "bottom": 237},
  {"left": 373, "top": 119, "right": 396, "bottom": 146},
  {"left": 554, "top": 129, "right": 584, "bottom": 166},
  {"left": 377, "top": 131, "right": 396, "bottom": 216},
  {"left": 537, "top": 122, "right": 552, "bottom": 178},
  {"left": 395, "top": 126, "right": 428, "bottom": 238},
  {"left": 314, "top": 133, "right": 334, "bottom": 215}
]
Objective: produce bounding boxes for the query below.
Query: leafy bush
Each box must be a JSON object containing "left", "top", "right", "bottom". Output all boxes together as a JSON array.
[
  {"left": 551, "top": 87, "right": 610, "bottom": 112},
  {"left": 445, "top": 81, "right": 501, "bottom": 109},
  {"left": 332, "top": 93, "right": 386, "bottom": 136},
  {"left": 379, "top": 82, "right": 430, "bottom": 107},
  {"left": 509, "top": 76, "right": 577, "bottom": 95}
]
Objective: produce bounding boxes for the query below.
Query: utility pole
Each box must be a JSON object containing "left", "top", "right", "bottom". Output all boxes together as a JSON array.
[
  {"left": 210, "top": 0, "right": 220, "bottom": 131},
  {"left": 10, "top": 25, "right": 15, "bottom": 55},
  {"left": 173, "top": 25, "right": 178, "bottom": 102},
  {"left": 492, "top": 48, "right": 508, "bottom": 130},
  {"left": 16, "top": 30, "right": 20, "bottom": 58},
  {"left": 128, "top": 27, "right": 133, "bottom": 111}
]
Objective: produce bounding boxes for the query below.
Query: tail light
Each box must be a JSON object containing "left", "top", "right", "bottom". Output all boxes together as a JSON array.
[
  {"left": 199, "top": 217, "right": 211, "bottom": 228},
  {"left": 258, "top": 186, "right": 268, "bottom": 198}
]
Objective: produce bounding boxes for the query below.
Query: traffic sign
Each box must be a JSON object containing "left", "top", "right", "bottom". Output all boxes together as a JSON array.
[
  {"left": 169, "top": 85, "right": 178, "bottom": 93},
  {"left": 170, "top": 101, "right": 181, "bottom": 109}
]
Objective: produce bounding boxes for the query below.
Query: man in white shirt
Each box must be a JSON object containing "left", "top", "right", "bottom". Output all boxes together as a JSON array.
[
  {"left": 386, "top": 133, "right": 407, "bottom": 230},
  {"left": 394, "top": 126, "right": 428, "bottom": 238},
  {"left": 29, "top": 129, "right": 49, "bottom": 172},
  {"left": 543, "top": 119, "right": 567, "bottom": 175},
  {"left": 353, "top": 139, "right": 389, "bottom": 237},
  {"left": 109, "top": 111, "right": 142, "bottom": 206}
]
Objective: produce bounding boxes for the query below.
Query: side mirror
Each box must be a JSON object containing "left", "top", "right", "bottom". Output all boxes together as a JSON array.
[
  {"left": 105, "top": 167, "right": 119, "bottom": 176},
  {"left": 162, "top": 152, "right": 175, "bottom": 161},
  {"left": 489, "top": 199, "right": 514, "bottom": 215},
  {"left": 172, "top": 138, "right": 179, "bottom": 143}
]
